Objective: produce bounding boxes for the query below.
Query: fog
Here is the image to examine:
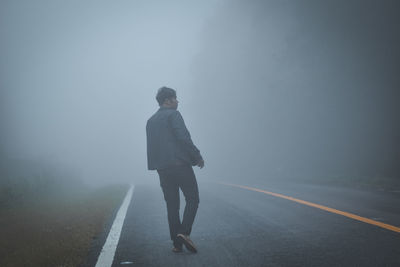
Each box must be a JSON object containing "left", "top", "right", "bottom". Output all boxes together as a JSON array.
[{"left": 1, "top": 0, "right": 399, "bottom": 188}]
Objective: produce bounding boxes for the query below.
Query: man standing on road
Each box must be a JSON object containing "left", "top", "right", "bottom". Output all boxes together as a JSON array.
[{"left": 146, "top": 86, "right": 204, "bottom": 253}]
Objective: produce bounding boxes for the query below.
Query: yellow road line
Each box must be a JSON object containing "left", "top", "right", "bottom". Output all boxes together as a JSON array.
[{"left": 220, "top": 182, "right": 400, "bottom": 234}]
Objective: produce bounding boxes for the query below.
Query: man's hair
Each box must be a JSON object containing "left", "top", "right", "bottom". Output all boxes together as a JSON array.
[{"left": 156, "top": 86, "right": 176, "bottom": 106}]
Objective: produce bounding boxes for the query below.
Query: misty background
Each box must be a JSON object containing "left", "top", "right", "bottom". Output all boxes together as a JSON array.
[{"left": 1, "top": 0, "right": 399, "bottom": 194}]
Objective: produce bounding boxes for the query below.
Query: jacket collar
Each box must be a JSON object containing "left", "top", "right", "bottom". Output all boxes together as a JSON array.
[{"left": 159, "top": 106, "right": 176, "bottom": 111}]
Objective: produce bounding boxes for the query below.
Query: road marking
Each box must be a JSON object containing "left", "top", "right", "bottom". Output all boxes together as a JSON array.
[
  {"left": 220, "top": 182, "right": 400, "bottom": 234},
  {"left": 95, "top": 184, "right": 135, "bottom": 267}
]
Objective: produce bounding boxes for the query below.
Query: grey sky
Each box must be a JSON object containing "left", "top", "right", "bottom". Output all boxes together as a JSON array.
[
  {"left": 0, "top": 0, "right": 221, "bottom": 184},
  {"left": 191, "top": 0, "right": 400, "bottom": 181},
  {"left": 1, "top": 0, "right": 399, "bottom": 186}
]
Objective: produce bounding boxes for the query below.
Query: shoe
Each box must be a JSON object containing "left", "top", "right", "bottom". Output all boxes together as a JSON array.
[
  {"left": 172, "top": 247, "right": 183, "bottom": 253},
  {"left": 177, "top": 234, "right": 197, "bottom": 253}
]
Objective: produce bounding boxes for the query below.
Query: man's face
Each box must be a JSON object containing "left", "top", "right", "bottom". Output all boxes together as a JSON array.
[{"left": 164, "top": 97, "right": 178, "bottom": 109}]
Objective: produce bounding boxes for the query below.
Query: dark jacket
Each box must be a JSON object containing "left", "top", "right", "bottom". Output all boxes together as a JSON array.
[{"left": 146, "top": 107, "right": 203, "bottom": 170}]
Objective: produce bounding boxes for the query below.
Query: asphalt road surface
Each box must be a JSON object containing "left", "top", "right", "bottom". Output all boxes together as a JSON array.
[{"left": 85, "top": 178, "right": 400, "bottom": 267}]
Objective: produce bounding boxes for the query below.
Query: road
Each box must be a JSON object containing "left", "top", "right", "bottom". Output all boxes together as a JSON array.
[{"left": 84, "top": 178, "right": 400, "bottom": 267}]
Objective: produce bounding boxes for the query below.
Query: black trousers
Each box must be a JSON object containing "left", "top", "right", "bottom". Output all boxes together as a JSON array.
[{"left": 157, "top": 164, "right": 200, "bottom": 247}]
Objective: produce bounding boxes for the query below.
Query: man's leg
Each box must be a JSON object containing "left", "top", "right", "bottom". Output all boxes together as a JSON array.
[
  {"left": 157, "top": 169, "right": 182, "bottom": 248},
  {"left": 177, "top": 165, "right": 200, "bottom": 236}
]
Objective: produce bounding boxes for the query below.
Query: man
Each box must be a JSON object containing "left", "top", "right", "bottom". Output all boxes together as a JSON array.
[{"left": 146, "top": 86, "right": 204, "bottom": 253}]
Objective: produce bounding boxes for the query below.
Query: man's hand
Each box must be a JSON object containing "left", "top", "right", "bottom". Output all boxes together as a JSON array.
[{"left": 197, "top": 159, "right": 205, "bottom": 169}]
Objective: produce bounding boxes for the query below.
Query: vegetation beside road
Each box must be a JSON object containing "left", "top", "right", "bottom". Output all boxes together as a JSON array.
[
  {"left": 0, "top": 182, "right": 128, "bottom": 267},
  {"left": 283, "top": 173, "right": 400, "bottom": 191}
]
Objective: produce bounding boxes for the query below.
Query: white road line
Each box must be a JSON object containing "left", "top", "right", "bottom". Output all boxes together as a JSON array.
[{"left": 95, "top": 184, "right": 134, "bottom": 267}]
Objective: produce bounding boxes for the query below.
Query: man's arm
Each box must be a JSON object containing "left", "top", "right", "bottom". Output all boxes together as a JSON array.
[{"left": 170, "top": 111, "right": 203, "bottom": 167}]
